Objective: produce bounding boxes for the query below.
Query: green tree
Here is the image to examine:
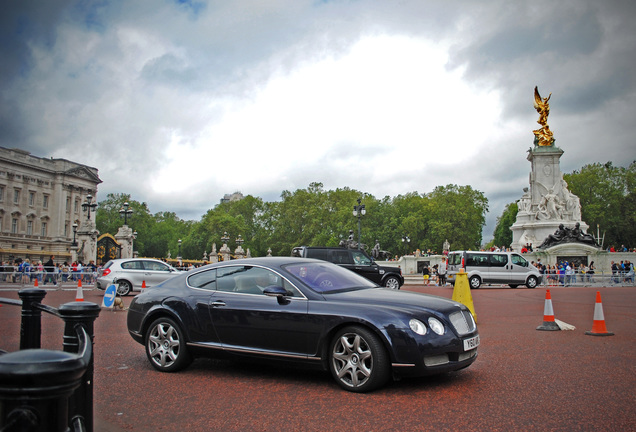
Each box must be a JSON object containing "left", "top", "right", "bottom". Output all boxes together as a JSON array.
[
  {"left": 564, "top": 161, "right": 636, "bottom": 249},
  {"left": 492, "top": 202, "right": 518, "bottom": 248}
]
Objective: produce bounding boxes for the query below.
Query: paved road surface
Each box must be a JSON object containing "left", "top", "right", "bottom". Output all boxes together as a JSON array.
[{"left": 1, "top": 284, "right": 635, "bottom": 431}]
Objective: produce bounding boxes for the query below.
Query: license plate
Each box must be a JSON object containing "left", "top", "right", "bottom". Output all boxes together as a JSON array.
[{"left": 463, "top": 335, "right": 480, "bottom": 351}]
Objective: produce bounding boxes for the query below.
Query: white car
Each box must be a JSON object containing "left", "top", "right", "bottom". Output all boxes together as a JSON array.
[
  {"left": 96, "top": 258, "right": 181, "bottom": 295},
  {"left": 446, "top": 251, "right": 542, "bottom": 289}
]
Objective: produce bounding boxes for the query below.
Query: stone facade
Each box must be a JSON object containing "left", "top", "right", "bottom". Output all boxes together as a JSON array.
[{"left": 0, "top": 146, "right": 102, "bottom": 264}]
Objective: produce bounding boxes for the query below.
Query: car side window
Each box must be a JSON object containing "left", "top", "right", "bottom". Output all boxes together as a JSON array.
[
  {"left": 351, "top": 251, "right": 372, "bottom": 265},
  {"left": 467, "top": 254, "right": 489, "bottom": 267},
  {"left": 121, "top": 260, "right": 143, "bottom": 270},
  {"left": 511, "top": 254, "right": 528, "bottom": 267},
  {"left": 490, "top": 254, "right": 508, "bottom": 267},
  {"left": 144, "top": 261, "right": 169, "bottom": 271},
  {"left": 188, "top": 269, "right": 217, "bottom": 290},
  {"left": 331, "top": 251, "right": 352, "bottom": 264}
]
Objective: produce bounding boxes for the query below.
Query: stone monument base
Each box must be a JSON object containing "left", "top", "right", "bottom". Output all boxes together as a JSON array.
[{"left": 511, "top": 219, "right": 589, "bottom": 252}]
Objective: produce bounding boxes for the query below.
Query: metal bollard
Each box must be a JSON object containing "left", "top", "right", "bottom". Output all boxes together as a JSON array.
[
  {"left": 18, "top": 288, "right": 47, "bottom": 350},
  {"left": 0, "top": 326, "right": 92, "bottom": 432}
]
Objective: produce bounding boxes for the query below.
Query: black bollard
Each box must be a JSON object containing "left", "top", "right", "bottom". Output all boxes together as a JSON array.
[
  {"left": 59, "top": 301, "right": 101, "bottom": 432},
  {"left": 18, "top": 288, "right": 47, "bottom": 350}
]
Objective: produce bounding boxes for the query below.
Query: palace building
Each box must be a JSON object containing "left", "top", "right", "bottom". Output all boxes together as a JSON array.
[{"left": 0, "top": 146, "right": 102, "bottom": 264}]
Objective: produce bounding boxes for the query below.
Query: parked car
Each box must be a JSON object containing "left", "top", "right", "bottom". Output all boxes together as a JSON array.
[
  {"left": 96, "top": 258, "right": 181, "bottom": 295},
  {"left": 446, "top": 250, "right": 542, "bottom": 289},
  {"left": 126, "top": 257, "right": 479, "bottom": 392},
  {"left": 291, "top": 246, "right": 404, "bottom": 289}
]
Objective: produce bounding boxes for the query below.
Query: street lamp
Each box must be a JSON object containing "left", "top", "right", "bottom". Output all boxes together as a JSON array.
[
  {"left": 81, "top": 194, "right": 98, "bottom": 220},
  {"left": 235, "top": 234, "right": 244, "bottom": 248},
  {"left": 119, "top": 202, "right": 133, "bottom": 225},
  {"left": 71, "top": 222, "right": 78, "bottom": 247},
  {"left": 402, "top": 235, "right": 410, "bottom": 256},
  {"left": 177, "top": 239, "right": 182, "bottom": 257},
  {"left": 352, "top": 198, "right": 366, "bottom": 249}
]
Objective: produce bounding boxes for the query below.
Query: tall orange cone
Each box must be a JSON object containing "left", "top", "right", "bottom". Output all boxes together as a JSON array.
[
  {"left": 75, "top": 279, "right": 84, "bottom": 302},
  {"left": 537, "top": 289, "right": 560, "bottom": 331},
  {"left": 141, "top": 280, "right": 147, "bottom": 290},
  {"left": 34, "top": 278, "right": 39, "bottom": 287},
  {"left": 585, "top": 291, "right": 614, "bottom": 336}
]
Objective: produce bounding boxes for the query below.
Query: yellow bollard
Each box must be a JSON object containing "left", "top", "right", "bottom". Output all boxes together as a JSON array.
[{"left": 452, "top": 269, "right": 477, "bottom": 323}]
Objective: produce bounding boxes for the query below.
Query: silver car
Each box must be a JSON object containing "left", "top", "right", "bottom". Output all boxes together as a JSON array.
[
  {"left": 446, "top": 251, "right": 542, "bottom": 289},
  {"left": 96, "top": 258, "right": 181, "bottom": 295}
]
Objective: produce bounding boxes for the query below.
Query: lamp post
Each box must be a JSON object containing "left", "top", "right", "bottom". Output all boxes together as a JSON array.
[
  {"left": 402, "top": 235, "right": 410, "bottom": 256},
  {"left": 235, "top": 234, "right": 244, "bottom": 248},
  {"left": 221, "top": 232, "right": 230, "bottom": 245},
  {"left": 352, "top": 198, "right": 366, "bottom": 250},
  {"left": 119, "top": 202, "right": 133, "bottom": 226},
  {"left": 177, "top": 239, "right": 182, "bottom": 259},
  {"left": 81, "top": 194, "right": 98, "bottom": 220},
  {"left": 71, "top": 222, "right": 78, "bottom": 247}
]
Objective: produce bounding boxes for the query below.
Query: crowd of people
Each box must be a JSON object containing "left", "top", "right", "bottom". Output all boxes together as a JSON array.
[
  {"left": 531, "top": 259, "right": 634, "bottom": 286},
  {"left": 0, "top": 256, "right": 100, "bottom": 285}
]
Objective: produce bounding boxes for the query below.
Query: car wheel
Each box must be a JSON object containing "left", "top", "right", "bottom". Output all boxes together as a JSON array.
[
  {"left": 526, "top": 276, "right": 538, "bottom": 289},
  {"left": 117, "top": 280, "right": 132, "bottom": 296},
  {"left": 329, "top": 326, "right": 390, "bottom": 393},
  {"left": 509, "top": 284, "right": 519, "bottom": 288},
  {"left": 469, "top": 276, "right": 481, "bottom": 289},
  {"left": 145, "top": 317, "right": 192, "bottom": 372},
  {"left": 383, "top": 276, "right": 400, "bottom": 290}
]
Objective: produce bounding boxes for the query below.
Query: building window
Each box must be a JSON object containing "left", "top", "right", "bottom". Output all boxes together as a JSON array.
[
  {"left": 29, "top": 191, "right": 35, "bottom": 206},
  {"left": 64, "top": 222, "right": 68, "bottom": 237},
  {"left": 0, "top": 186, "right": 4, "bottom": 202},
  {"left": 74, "top": 200, "right": 79, "bottom": 212},
  {"left": 43, "top": 195, "right": 49, "bottom": 209},
  {"left": 13, "top": 189, "right": 20, "bottom": 204},
  {"left": 41, "top": 222, "right": 47, "bottom": 237},
  {"left": 11, "top": 218, "right": 18, "bottom": 234},
  {"left": 27, "top": 220, "right": 33, "bottom": 235},
  {"left": 66, "top": 197, "right": 71, "bottom": 212}
]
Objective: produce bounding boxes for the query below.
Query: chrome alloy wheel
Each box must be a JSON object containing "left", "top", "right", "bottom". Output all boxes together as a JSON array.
[
  {"left": 331, "top": 332, "right": 374, "bottom": 389},
  {"left": 145, "top": 318, "right": 192, "bottom": 372}
]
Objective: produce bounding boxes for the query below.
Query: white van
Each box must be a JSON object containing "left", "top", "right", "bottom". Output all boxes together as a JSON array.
[{"left": 446, "top": 251, "right": 542, "bottom": 289}]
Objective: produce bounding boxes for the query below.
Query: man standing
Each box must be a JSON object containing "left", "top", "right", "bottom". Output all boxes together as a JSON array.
[
  {"left": 437, "top": 258, "right": 447, "bottom": 286},
  {"left": 44, "top": 255, "right": 56, "bottom": 286}
]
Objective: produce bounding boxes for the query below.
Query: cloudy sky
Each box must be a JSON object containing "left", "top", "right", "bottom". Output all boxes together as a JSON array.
[{"left": 2, "top": 0, "right": 635, "bottom": 241}]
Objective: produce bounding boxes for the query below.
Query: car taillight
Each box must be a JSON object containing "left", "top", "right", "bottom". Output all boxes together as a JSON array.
[{"left": 102, "top": 268, "right": 111, "bottom": 276}]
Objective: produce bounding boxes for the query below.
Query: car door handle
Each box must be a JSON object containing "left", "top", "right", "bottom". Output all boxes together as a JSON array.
[{"left": 211, "top": 301, "right": 226, "bottom": 307}]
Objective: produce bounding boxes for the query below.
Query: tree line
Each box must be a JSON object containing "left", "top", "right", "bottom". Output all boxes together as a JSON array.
[{"left": 96, "top": 182, "right": 488, "bottom": 260}]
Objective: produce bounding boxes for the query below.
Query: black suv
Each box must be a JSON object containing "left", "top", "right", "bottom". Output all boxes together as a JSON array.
[{"left": 291, "top": 246, "right": 404, "bottom": 289}]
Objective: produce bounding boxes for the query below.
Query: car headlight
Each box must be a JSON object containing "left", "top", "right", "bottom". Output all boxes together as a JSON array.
[
  {"left": 409, "top": 319, "right": 427, "bottom": 335},
  {"left": 428, "top": 317, "right": 445, "bottom": 335}
]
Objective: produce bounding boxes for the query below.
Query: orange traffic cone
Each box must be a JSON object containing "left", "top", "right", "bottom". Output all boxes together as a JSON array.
[
  {"left": 585, "top": 291, "right": 614, "bottom": 336},
  {"left": 75, "top": 279, "right": 84, "bottom": 302},
  {"left": 34, "top": 278, "right": 39, "bottom": 287},
  {"left": 537, "top": 289, "right": 560, "bottom": 331},
  {"left": 141, "top": 280, "right": 147, "bottom": 290}
]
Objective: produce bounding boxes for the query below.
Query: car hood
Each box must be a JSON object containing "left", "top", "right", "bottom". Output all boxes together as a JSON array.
[{"left": 325, "top": 288, "right": 465, "bottom": 315}]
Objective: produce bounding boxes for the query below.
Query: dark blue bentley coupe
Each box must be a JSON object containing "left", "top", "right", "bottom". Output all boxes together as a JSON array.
[{"left": 127, "top": 257, "right": 479, "bottom": 392}]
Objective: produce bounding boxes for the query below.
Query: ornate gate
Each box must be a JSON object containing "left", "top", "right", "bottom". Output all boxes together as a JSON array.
[{"left": 97, "top": 234, "right": 121, "bottom": 265}]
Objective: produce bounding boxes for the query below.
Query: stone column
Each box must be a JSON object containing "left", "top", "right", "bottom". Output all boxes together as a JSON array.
[{"left": 115, "top": 225, "right": 135, "bottom": 259}]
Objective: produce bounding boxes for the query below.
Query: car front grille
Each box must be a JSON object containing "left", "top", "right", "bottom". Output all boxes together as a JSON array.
[{"left": 449, "top": 310, "right": 476, "bottom": 336}]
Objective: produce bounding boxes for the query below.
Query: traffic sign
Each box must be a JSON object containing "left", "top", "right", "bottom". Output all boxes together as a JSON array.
[{"left": 103, "top": 284, "right": 117, "bottom": 308}]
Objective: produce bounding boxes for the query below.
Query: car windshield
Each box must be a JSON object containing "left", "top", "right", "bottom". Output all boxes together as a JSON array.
[{"left": 283, "top": 262, "right": 377, "bottom": 293}]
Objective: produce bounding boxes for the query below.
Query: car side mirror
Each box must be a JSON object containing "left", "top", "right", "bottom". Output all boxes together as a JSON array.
[{"left": 263, "top": 285, "right": 288, "bottom": 297}]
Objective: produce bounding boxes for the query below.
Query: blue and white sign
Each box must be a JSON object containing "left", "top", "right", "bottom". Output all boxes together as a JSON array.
[{"left": 102, "top": 284, "right": 117, "bottom": 308}]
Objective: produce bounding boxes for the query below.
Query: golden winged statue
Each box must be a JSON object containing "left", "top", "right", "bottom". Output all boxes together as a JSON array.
[{"left": 533, "top": 86, "right": 554, "bottom": 146}]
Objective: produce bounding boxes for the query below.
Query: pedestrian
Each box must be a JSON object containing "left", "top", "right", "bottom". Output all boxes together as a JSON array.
[
  {"left": 44, "top": 255, "right": 56, "bottom": 286},
  {"left": 422, "top": 265, "right": 430, "bottom": 286},
  {"left": 438, "top": 258, "right": 447, "bottom": 286}
]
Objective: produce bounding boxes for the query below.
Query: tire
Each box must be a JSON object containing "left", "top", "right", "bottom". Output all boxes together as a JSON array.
[
  {"left": 509, "top": 284, "right": 519, "bottom": 289},
  {"left": 469, "top": 276, "right": 481, "bottom": 289},
  {"left": 117, "top": 280, "right": 132, "bottom": 296},
  {"left": 526, "top": 276, "right": 538, "bottom": 289},
  {"left": 329, "top": 326, "right": 390, "bottom": 393},
  {"left": 145, "top": 317, "right": 192, "bottom": 372},
  {"left": 383, "top": 276, "right": 401, "bottom": 290}
]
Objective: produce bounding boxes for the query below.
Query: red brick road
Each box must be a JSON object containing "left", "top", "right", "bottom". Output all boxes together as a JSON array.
[{"left": 1, "top": 285, "right": 635, "bottom": 431}]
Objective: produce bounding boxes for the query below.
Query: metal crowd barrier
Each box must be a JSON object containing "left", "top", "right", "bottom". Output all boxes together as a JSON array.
[
  {"left": 540, "top": 271, "right": 636, "bottom": 287},
  {"left": 0, "top": 288, "right": 101, "bottom": 432}
]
